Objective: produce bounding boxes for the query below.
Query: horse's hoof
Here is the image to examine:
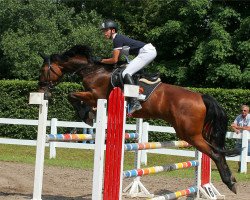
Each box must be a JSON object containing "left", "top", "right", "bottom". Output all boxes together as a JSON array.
[{"left": 229, "top": 182, "right": 237, "bottom": 194}]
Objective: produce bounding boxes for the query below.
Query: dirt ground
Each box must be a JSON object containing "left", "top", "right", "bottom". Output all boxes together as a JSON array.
[{"left": 0, "top": 161, "right": 249, "bottom": 200}]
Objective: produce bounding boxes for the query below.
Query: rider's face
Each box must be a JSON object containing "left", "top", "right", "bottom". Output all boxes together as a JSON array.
[{"left": 102, "top": 28, "right": 115, "bottom": 39}]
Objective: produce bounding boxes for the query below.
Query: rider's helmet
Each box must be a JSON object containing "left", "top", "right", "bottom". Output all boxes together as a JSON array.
[{"left": 100, "top": 20, "right": 118, "bottom": 32}]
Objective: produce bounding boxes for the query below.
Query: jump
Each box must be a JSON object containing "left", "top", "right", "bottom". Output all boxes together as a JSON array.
[{"left": 38, "top": 44, "right": 239, "bottom": 194}]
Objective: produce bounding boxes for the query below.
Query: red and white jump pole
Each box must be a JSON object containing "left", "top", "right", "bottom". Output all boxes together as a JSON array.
[{"left": 103, "top": 87, "right": 126, "bottom": 200}]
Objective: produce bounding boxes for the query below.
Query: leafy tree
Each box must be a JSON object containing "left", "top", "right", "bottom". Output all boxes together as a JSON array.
[
  {"left": 0, "top": 0, "right": 249, "bottom": 89},
  {"left": 0, "top": 0, "right": 109, "bottom": 80},
  {"left": 233, "top": 16, "right": 250, "bottom": 88},
  {"left": 134, "top": 0, "right": 249, "bottom": 88}
]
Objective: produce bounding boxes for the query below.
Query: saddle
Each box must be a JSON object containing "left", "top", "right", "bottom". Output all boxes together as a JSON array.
[{"left": 111, "top": 66, "right": 161, "bottom": 101}]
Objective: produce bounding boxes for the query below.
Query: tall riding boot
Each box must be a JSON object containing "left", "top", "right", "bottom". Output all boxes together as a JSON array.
[{"left": 123, "top": 74, "right": 142, "bottom": 113}]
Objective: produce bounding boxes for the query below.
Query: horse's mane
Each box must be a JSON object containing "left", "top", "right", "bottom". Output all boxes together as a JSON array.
[
  {"left": 61, "top": 45, "right": 119, "bottom": 72},
  {"left": 44, "top": 45, "right": 93, "bottom": 63},
  {"left": 47, "top": 44, "right": 117, "bottom": 73},
  {"left": 50, "top": 54, "right": 62, "bottom": 62},
  {"left": 61, "top": 45, "right": 93, "bottom": 61}
]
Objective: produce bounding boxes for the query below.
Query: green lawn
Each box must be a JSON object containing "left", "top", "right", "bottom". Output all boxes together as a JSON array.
[{"left": 0, "top": 144, "right": 249, "bottom": 182}]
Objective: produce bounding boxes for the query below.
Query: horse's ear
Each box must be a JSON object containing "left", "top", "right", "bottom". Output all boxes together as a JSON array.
[{"left": 39, "top": 53, "right": 47, "bottom": 60}]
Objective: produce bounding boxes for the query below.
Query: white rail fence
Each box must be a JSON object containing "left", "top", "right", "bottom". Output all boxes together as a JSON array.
[{"left": 0, "top": 117, "right": 249, "bottom": 173}]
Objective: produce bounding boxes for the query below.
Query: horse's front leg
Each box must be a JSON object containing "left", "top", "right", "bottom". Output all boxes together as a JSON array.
[{"left": 68, "top": 91, "right": 97, "bottom": 126}]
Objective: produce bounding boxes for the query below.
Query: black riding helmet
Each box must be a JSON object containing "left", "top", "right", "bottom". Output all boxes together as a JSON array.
[{"left": 100, "top": 20, "right": 118, "bottom": 32}]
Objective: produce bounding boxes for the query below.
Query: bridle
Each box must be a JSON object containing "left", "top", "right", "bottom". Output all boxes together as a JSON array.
[{"left": 38, "top": 57, "right": 63, "bottom": 90}]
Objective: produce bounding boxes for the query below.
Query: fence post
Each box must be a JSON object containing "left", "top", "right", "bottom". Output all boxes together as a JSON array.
[
  {"left": 240, "top": 130, "right": 249, "bottom": 173},
  {"left": 29, "top": 93, "right": 48, "bottom": 200},
  {"left": 141, "top": 122, "right": 149, "bottom": 165},
  {"left": 49, "top": 118, "right": 57, "bottom": 159},
  {"left": 92, "top": 99, "right": 107, "bottom": 200},
  {"left": 135, "top": 119, "right": 143, "bottom": 168}
]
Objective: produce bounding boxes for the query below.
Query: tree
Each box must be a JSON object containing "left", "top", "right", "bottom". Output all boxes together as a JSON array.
[
  {"left": 133, "top": 0, "right": 249, "bottom": 88},
  {"left": 0, "top": 0, "right": 109, "bottom": 80},
  {"left": 0, "top": 0, "right": 249, "bottom": 88}
]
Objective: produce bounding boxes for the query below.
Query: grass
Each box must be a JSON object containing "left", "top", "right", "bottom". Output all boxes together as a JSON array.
[{"left": 0, "top": 144, "right": 250, "bottom": 182}]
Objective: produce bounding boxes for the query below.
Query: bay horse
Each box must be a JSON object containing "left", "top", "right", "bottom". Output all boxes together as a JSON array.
[{"left": 38, "top": 45, "right": 239, "bottom": 194}]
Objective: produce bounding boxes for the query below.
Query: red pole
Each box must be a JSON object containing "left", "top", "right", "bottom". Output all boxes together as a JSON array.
[
  {"left": 201, "top": 153, "right": 211, "bottom": 186},
  {"left": 103, "top": 88, "right": 125, "bottom": 200}
]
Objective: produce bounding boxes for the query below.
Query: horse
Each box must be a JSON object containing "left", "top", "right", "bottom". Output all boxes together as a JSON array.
[{"left": 38, "top": 44, "right": 239, "bottom": 194}]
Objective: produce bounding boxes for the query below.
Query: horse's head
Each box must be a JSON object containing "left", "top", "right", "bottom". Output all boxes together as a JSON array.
[
  {"left": 38, "top": 45, "right": 112, "bottom": 100},
  {"left": 38, "top": 45, "right": 93, "bottom": 97},
  {"left": 38, "top": 54, "right": 64, "bottom": 99}
]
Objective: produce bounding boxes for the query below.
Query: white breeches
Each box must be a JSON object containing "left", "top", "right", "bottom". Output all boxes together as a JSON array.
[{"left": 122, "top": 43, "right": 157, "bottom": 78}]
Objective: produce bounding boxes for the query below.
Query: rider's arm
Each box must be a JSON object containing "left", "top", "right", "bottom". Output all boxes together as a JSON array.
[
  {"left": 101, "top": 49, "right": 120, "bottom": 64},
  {"left": 231, "top": 122, "right": 250, "bottom": 132},
  {"left": 236, "top": 125, "right": 250, "bottom": 131},
  {"left": 231, "top": 123, "right": 240, "bottom": 134}
]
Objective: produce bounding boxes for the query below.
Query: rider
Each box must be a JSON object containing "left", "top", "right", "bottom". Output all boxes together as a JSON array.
[{"left": 99, "top": 19, "right": 157, "bottom": 114}]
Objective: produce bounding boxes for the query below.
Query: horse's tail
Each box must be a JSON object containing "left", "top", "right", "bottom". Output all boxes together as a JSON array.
[{"left": 202, "top": 94, "right": 241, "bottom": 157}]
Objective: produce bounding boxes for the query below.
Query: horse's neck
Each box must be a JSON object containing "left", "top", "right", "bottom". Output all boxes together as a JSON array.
[
  {"left": 83, "top": 68, "right": 111, "bottom": 99},
  {"left": 61, "top": 62, "right": 82, "bottom": 74}
]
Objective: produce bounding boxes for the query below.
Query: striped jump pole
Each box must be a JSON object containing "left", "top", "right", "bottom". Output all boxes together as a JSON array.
[
  {"left": 150, "top": 186, "right": 198, "bottom": 200},
  {"left": 125, "top": 132, "right": 139, "bottom": 139},
  {"left": 46, "top": 133, "right": 95, "bottom": 141},
  {"left": 46, "top": 132, "right": 138, "bottom": 142},
  {"left": 123, "top": 160, "right": 199, "bottom": 178},
  {"left": 124, "top": 141, "right": 191, "bottom": 151}
]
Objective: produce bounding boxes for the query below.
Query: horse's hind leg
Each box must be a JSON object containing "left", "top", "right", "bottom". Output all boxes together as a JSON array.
[
  {"left": 189, "top": 136, "right": 237, "bottom": 194},
  {"left": 212, "top": 152, "right": 237, "bottom": 193}
]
